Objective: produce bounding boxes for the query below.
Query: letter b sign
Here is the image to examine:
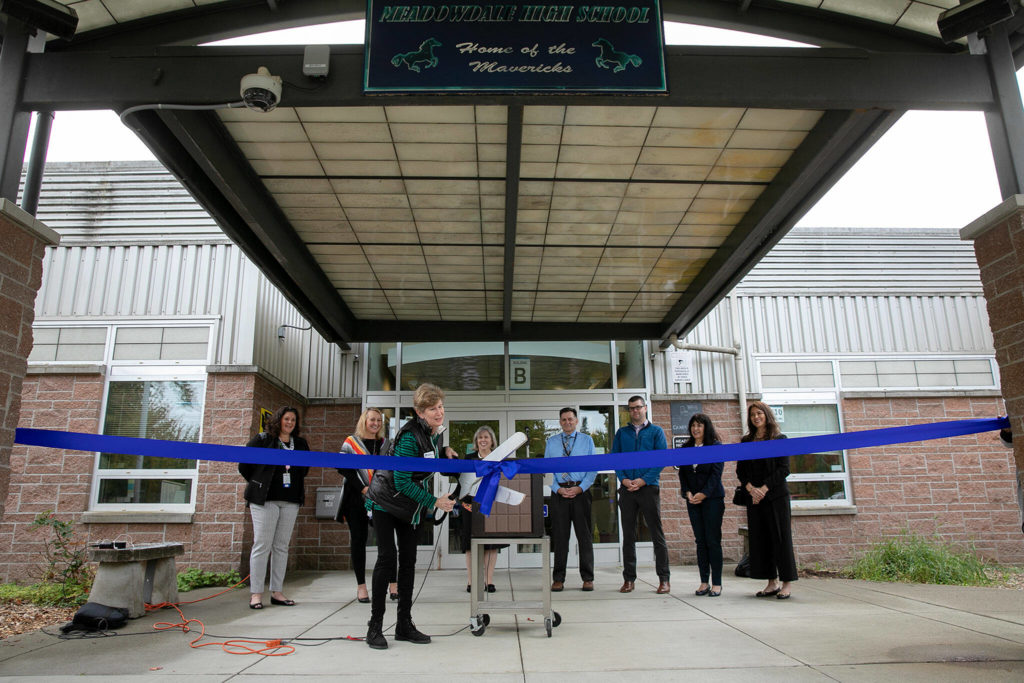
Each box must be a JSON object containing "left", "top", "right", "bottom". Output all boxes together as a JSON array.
[{"left": 509, "top": 357, "right": 531, "bottom": 390}]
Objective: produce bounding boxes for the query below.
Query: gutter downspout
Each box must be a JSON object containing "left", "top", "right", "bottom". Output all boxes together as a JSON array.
[{"left": 668, "top": 293, "right": 747, "bottom": 429}]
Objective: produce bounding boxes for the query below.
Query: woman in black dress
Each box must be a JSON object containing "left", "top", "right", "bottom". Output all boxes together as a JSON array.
[
  {"left": 736, "top": 401, "right": 797, "bottom": 600},
  {"left": 337, "top": 407, "right": 396, "bottom": 603},
  {"left": 677, "top": 413, "right": 725, "bottom": 597}
]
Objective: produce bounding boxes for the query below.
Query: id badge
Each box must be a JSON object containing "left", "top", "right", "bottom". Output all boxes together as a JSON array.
[
  {"left": 282, "top": 471, "right": 292, "bottom": 488},
  {"left": 423, "top": 451, "right": 436, "bottom": 459}
]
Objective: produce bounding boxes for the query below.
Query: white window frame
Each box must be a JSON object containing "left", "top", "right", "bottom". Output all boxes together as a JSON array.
[
  {"left": 89, "top": 365, "right": 207, "bottom": 512},
  {"left": 757, "top": 357, "right": 853, "bottom": 509}
]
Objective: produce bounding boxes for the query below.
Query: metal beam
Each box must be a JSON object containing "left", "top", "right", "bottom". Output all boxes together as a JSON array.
[
  {"left": 659, "top": 107, "right": 903, "bottom": 344},
  {"left": 52, "top": 0, "right": 364, "bottom": 51},
  {"left": 130, "top": 108, "right": 357, "bottom": 346},
  {"left": 502, "top": 105, "right": 523, "bottom": 337},
  {"left": 362, "top": 321, "right": 663, "bottom": 343},
  {"left": 0, "top": 19, "right": 30, "bottom": 202},
  {"left": 979, "top": 22, "right": 1024, "bottom": 198},
  {"left": 50, "top": 0, "right": 953, "bottom": 55},
  {"left": 21, "top": 46, "right": 994, "bottom": 112},
  {"left": 663, "top": 0, "right": 952, "bottom": 52}
]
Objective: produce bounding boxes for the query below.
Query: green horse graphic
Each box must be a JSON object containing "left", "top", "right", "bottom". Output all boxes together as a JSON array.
[
  {"left": 592, "top": 38, "right": 642, "bottom": 73},
  {"left": 391, "top": 38, "right": 442, "bottom": 73}
]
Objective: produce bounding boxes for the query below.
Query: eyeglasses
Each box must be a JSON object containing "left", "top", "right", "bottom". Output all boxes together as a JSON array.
[{"left": 628, "top": 405, "right": 645, "bottom": 411}]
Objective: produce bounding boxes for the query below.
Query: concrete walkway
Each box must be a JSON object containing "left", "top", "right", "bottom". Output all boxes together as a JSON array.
[{"left": 2, "top": 566, "right": 1023, "bottom": 681}]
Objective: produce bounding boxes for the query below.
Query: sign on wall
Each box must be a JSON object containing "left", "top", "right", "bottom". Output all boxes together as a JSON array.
[
  {"left": 259, "top": 408, "right": 273, "bottom": 433},
  {"left": 670, "top": 400, "right": 702, "bottom": 435},
  {"left": 667, "top": 349, "right": 693, "bottom": 384},
  {"left": 510, "top": 356, "right": 531, "bottom": 389},
  {"left": 364, "top": 0, "right": 666, "bottom": 93}
]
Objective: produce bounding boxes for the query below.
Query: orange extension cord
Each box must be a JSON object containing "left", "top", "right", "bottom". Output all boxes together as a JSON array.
[{"left": 144, "top": 575, "right": 296, "bottom": 656}]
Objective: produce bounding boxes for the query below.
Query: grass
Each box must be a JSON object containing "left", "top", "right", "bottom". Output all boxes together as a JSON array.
[
  {"left": 0, "top": 581, "right": 90, "bottom": 607},
  {"left": 847, "top": 531, "right": 991, "bottom": 586},
  {"left": 176, "top": 567, "right": 242, "bottom": 592}
]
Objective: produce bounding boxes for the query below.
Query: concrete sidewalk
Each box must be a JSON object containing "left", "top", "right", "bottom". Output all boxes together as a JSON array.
[{"left": 1, "top": 566, "right": 1023, "bottom": 681}]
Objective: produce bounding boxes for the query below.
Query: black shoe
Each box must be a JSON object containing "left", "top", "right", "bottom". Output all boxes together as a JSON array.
[
  {"left": 486, "top": 584, "right": 496, "bottom": 593},
  {"left": 390, "top": 592, "right": 399, "bottom": 601},
  {"left": 395, "top": 619, "right": 431, "bottom": 644},
  {"left": 695, "top": 586, "right": 711, "bottom": 596},
  {"left": 366, "top": 621, "right": 388, "bottom": 650}
]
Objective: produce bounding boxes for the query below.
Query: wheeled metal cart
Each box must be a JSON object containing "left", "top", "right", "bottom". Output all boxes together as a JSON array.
[{"left": 469, "top": 536, "right": 562, "bottom": 637}]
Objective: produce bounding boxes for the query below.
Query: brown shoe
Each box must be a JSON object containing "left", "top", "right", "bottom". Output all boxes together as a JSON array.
[
  {"left": 581, "top": 581, "right": 594, "bottom": 592},
  {"left": 656, "top": 581, "right": 671, "bottom": 594},
  {"left": 551, "top": 581, "right": 564, "bottom": 592},
  {"left": 619, "top": 581, "right": 634, "bottom": 593}
]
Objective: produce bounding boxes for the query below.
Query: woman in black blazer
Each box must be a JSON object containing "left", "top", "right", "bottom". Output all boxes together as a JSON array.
[
  {"left": 239, "top": 406, "right": 309, "bottom": 610},
  {"left": 677, "top": 413, "right": 725, "bottom": 597},
  {"left": 736, "top": 401, "right": 797, "bottom": 600}
]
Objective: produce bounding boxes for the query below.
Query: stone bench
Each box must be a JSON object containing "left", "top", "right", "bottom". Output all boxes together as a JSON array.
[{"left": 86, "top": 543, "right": 184, "bottom": 618}]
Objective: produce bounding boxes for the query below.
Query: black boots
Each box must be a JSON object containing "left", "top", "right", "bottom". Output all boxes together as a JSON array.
[
  {"left": 394, "top": 618, "right": 431, "bottom": 644},
  {"left": 366, "top": 620, "right": 387, "bottom": 649}
]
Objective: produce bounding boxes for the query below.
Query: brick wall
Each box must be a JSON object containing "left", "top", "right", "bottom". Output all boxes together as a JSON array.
[
  {"left": 0, "top": 208, "right": 55, "bottom": 527},
  {"left": 652, "top": 394, "right": 1022, "bottom": 570},
  {"left": 0, "top": 369, "right": 365, "bottom": 583},
  {"left": 0, "top": 373, "right": 103, "bottom": 581},
  {"left": 968, "top": 205, "right": 1024, "bottom": 509}
]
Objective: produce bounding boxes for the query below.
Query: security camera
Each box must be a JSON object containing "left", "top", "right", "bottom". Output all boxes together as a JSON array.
[{"left": 240, "top": 67, "right": 282, "bottom": 112}]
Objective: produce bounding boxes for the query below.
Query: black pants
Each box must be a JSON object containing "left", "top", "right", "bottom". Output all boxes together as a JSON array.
[
  {"left": 746, "top": 494, "right": 798, "bottom": 583},
  {"left": 370, "top": 510, "right": 417, "bottom": 624},
  {"left": 343, "top": 506, "right": 395, "bottom": 586},
  {"left": 686, "top": 497, "right": 724, "bottom": 585},
  {"left": 549, "top": 490, "right": 594, "bottom": 583},
  {"left": 619, "top": 485, "right": 670, "bottom": 582}
]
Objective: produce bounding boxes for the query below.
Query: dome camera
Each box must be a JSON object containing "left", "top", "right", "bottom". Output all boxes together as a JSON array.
[{"left": 240, "top": 67, "right": 282, "bottom": 112}]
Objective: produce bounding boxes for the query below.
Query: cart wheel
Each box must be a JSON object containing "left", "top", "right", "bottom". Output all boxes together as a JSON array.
[
  {"left": 471, "top": 613, "right": 489, "bottom": 636},
  {"left": 552, "top": 611, "right": 561, "bottom": 627},
  {"left": 544, "top": 617, "right": 552, "bottom": 637}
]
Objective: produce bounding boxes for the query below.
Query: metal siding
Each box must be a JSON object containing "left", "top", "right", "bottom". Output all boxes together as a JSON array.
[{"left": 738, "top": 227, "right": 983, "bottom": 295}]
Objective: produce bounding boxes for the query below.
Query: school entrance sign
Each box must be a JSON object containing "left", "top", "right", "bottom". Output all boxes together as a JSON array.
[{"left": 364, "top": 0, "right": 666, "bottom": 93}]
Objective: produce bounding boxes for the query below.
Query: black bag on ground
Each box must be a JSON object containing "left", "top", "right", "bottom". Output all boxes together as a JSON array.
[
  {"left": 60, "top": 602, "right": 129, "bottom": 633},
  {"left": 734, "top": 554, "right": 751, "bottom": 577}
]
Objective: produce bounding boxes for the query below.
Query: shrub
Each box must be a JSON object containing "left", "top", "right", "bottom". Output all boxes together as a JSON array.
[
  {"left": 0, "top": 581, "right": 89, "bottom": 607},
  {"left": 177, "top": 567, "right": 242, "bottom": 592},
  {"left": 848, "top": 531, "right": 990, "bottom": 586},
  {"left": 28, "top": 511, "right": 93, "bottom": 605}
]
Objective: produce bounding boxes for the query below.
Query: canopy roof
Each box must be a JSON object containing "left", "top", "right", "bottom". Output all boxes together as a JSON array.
[{"left": 11, "top": 0, "right": 1016, "bottom": 346}]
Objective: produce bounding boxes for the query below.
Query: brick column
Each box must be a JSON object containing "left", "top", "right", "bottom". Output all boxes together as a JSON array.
[
  {"left": 961, "top": 196, "right": 1024, "bottom": 509},
  {"left": 0, "top": 199, "right": 59, "bottom": 521}
]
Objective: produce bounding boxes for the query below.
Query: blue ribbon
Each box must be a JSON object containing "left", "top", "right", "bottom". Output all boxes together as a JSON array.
[{"left": 14, "top": 416, "right": 1009, "bottom": 516}]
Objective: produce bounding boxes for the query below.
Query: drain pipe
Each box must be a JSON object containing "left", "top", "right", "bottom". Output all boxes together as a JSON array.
[{"left": 668, "top": 294, "right": 747, "bottom": 430}]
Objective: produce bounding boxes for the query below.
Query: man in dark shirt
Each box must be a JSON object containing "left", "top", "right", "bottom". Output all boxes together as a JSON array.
[{"left": 613, "top": 395, "right": 670, "bottom": 594}]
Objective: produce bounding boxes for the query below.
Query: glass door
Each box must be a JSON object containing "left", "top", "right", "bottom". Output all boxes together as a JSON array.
[
  {"left": 436, "top": 411, "right": 506, "bottom": 570},
  {"left": 507, "top": 408, "right": 620, "bottom": 569}
]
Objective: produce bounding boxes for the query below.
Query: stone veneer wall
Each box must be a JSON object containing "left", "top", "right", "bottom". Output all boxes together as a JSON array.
[
  {"left": 652, "top": 394, "right": 1021, "bottom": 571},
  {"left": 0, "top": 370, "right": 362, "bottom": 582},
  {"left": 0, "top": 202, "right": 58, "bottom": 529}
]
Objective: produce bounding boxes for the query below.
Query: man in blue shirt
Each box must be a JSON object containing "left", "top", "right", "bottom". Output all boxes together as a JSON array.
[
  {"left": 544, "top": 407, "right": 597, "bottom": 592},
  {"left": 613, "top": 395, "right": 670, "bottom": 594}
]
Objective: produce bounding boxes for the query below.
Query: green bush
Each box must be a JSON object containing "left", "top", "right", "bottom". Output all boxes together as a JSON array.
[
  {"left": 848, "top": 531, "right": 991, "bottom": 586},
  {"left": 0, "top": 581, "right": 89, "bottom": 607},
  {"left": 177, "top": 567, "right": 241, "bottom": 592}
]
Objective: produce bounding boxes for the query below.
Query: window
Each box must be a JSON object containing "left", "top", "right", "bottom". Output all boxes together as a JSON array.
[
  {"left": 508, "top": 341, "right": 612, "bottom": 390},
  {"left": 839, "top": 358, "right": 995, "bottom": 389},
  {"left": 93, "top": 372, "right": 205, "bottom": 511},
  {"left": 401, "top": 342, "right": 504, "bottom": 391},
  {"left": 765, "top": 399, "right": 851, "bottom": 507},
  {"left": 29, "top": 326, "right": 107, "bottom": 362}
]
